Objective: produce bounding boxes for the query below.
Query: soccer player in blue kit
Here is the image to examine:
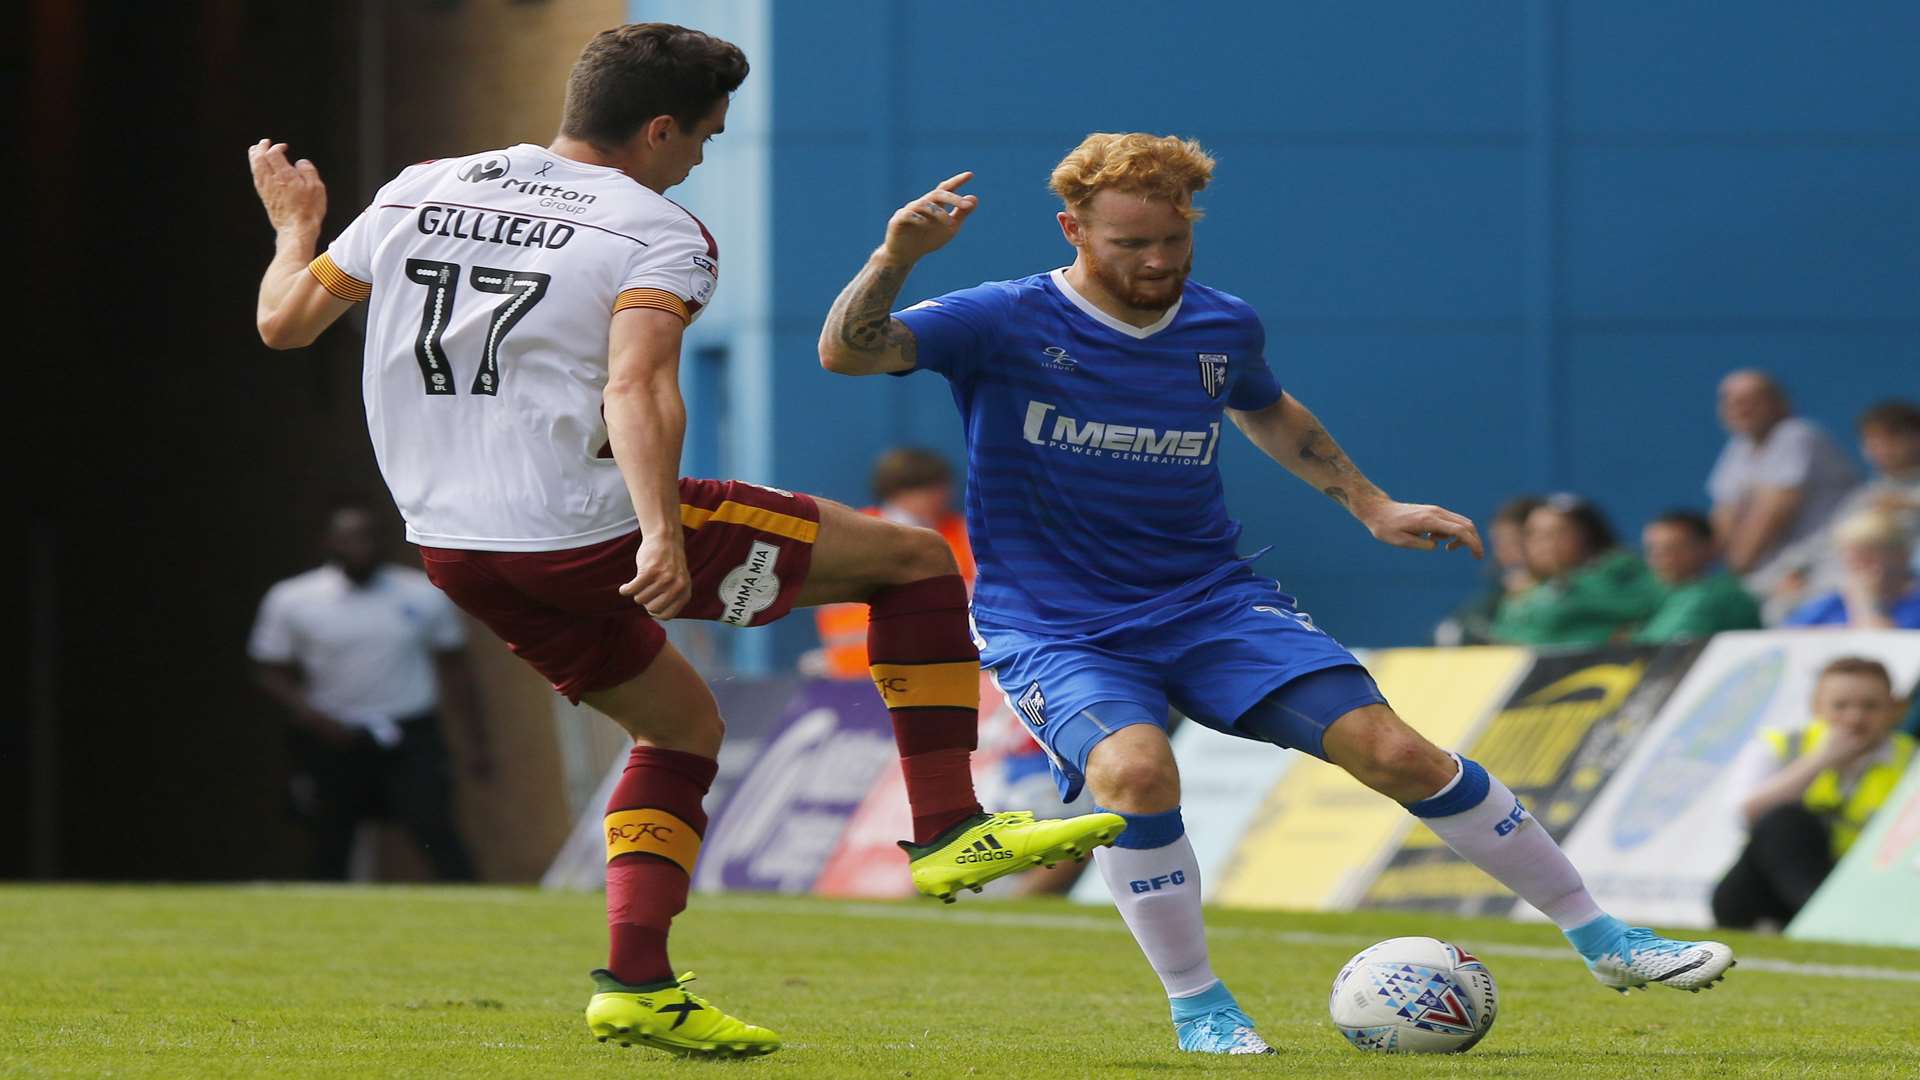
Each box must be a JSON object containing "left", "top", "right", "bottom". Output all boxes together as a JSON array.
[{"left": 819, "top": 133, "right": 1734, "bottom": 1054}]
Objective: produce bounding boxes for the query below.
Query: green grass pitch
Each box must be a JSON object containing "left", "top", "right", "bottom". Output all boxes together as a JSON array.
[{"left": 3, "top": 886, "right": 1917, "bottom": 1078}]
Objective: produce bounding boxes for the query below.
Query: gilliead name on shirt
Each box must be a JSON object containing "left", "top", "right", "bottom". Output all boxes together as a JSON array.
[{"left": 417, "top": 205, "right": 575, "bottom": 249}]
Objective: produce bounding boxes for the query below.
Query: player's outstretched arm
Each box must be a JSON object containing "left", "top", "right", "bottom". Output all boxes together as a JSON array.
[
  {"left": 1228, "top": 392, "right": 1484, "bottom": 558},
  {"left": 818, "top": 172, "right": 978, "bottom": 376},
  {"left": 606, "top": 306, "right": 695, "bottom": 619},
  {"left": 248, "top": 140, "right": 354, "bottom": 349}
]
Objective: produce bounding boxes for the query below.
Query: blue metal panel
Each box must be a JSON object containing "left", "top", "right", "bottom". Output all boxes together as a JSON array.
[{"left": 685, "top": 0, "right": 1918, "bottom": 662}]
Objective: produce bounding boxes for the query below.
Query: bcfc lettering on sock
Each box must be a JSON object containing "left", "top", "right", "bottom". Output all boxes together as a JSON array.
[
  {"left": 1128, "top": 869, "right": 1187, "bottom": 893},
  {"left": 605, "top": 808, "right": 701, "bottom": 874},
  {"left": 1492, "top": 799, "right": 1528, "bottom": 837}
]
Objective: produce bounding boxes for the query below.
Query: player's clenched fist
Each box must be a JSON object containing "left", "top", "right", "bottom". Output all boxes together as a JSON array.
[
  {"left": 880, "top": 172, "right": 979, "bottom": 264},
  {"left": 248, "top": 139, "right": 327, "bottom": 235},
  {"left": 621, "top": 534, "right": 693, "bottom": 619}
]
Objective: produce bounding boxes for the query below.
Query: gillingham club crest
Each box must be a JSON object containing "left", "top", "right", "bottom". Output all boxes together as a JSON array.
[
  {"left": 1016, "top": 682, "right": 1047, "bottom": 728},
  {"left": 1197, "top": 353, "right": 1229, "bottom": 399}
]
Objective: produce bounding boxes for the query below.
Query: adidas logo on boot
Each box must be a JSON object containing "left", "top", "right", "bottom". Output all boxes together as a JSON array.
[{"left": 953, "top": 835, "right": 1015, "bottom": 864}]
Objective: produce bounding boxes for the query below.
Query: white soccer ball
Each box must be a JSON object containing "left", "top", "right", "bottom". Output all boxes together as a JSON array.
[{"left": 1328, "top": 936, "right": 1498, "bottom": 1053}]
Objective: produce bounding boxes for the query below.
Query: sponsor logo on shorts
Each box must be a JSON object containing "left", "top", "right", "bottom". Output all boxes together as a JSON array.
[
  {"left": 1017, "top": 681, "right": 1047, "bottom": 728},
  {"left": 1254, "top": 604, "right": 1320, "bottom": 632},
  {"left": 718, "top": 540, "right": 782, "bottom": 626}
]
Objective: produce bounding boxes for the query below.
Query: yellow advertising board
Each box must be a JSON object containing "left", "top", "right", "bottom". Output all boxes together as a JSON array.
[{"left": 1213, "top": 647, "right": 1530, "bottom": 910}]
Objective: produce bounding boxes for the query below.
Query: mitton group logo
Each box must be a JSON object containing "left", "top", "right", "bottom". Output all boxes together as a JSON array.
[{"left": 458, "top": 156, "right": 509, "bottom": 183}]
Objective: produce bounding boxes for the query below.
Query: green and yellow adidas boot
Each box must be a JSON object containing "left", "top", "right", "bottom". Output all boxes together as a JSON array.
[
  {"left": 898, "top": 810, "right": 1126, "bottom": 902},
  {"left": 585, "top": 970, "right": 780, "bottom": 1057}
]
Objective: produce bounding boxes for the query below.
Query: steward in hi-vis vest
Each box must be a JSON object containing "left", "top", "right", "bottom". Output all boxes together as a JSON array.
[
  {"left": 1713, "top": 655, "right": 1913, "bottom": 930},
  {"left": 1763, "top": 720, "right": 1916, "bottom": 857}
]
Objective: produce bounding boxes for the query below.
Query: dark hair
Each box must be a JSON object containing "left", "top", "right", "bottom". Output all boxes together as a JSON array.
[
  {"left": 1493, "top": 495, "right": 1545, "bottom": 528},
  {"left": 1536, "top": 493, "right": 1618, "bottom": 558},
  {"left": 560, "top": 23, "right": 748, "bottom": 147},
  {"left": 1858, "top": 399, "right": 1920, "bottom": 436},
  {"left": 1648, "top": 508, "right": 1714, "bottom": 543},
  {"left": 871, "top": 447, "right": 954, "bottom": 503},
  {"left": 1819, "top": 656, "right": 1893, "bottom": 691}
]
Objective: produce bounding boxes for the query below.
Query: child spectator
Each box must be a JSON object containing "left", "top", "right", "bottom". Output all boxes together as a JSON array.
[
  {"left": 1712, "top": 657, "right": 1916, "bottom": 929},
  {"left": 1782, "top": 511, "right": 1920, "bottom": 629}
]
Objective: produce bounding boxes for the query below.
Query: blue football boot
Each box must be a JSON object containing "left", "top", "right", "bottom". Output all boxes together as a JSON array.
[
  {"left": 1567, "top": 915, "right": 1736, "bottom": 993},
  {"left": 1171, "top": 981, "right": 1275, "bottom": 1055}
]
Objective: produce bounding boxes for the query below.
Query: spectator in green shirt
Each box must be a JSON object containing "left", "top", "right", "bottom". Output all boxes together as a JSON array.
[
  {"left": 1435, "top": 495, "right": 1541, "bottom": 646},
  {"left": 1493, "top": 495, "right": 1662, "bottom": 646},
  {"left": 1636, "top": 509, "right": 1763, "bottom": 642}
]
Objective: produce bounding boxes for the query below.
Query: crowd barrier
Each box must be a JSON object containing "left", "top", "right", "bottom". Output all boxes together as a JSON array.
[{"left": 544, "top": 630, "right": 1919, "bottom": 947}]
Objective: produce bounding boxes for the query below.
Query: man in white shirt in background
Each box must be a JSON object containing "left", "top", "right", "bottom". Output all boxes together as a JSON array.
[
  {"left": 249, "top": 504, "right": 490, "bottom": 881},
  {"left": 1708, "top": 370, "right": 1860, "bottom": 600}
]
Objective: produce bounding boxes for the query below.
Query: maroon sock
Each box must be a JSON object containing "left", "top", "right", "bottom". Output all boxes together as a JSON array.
[
  {"left": 867, "top": 575, "right": 985, "bottom": 844},
  {"left": 603, "top": 745, "right": 716, "bottom": 986}
]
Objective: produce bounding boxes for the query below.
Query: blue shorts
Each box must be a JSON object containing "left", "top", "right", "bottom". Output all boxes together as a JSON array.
[{"left": 976, "top": 571, "right": 1387, "bottom": 802}]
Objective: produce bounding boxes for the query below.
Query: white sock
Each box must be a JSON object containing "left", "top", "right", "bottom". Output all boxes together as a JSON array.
[
  {"left": 1095, "top": 813, "right": 1218, "bottom": 999},
  {"left": 1410, "top": 755, "right": 1605, "bottom": 931}
]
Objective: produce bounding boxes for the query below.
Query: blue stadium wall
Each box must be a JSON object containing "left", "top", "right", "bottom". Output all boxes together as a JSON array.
[{"left": 643, "top": 0, "right": 1919, "bottom": 671}]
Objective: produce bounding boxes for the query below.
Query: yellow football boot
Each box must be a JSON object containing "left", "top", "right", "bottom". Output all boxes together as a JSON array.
[
  {"left": 898, "top": 810, "right": 1126, "bottom": 902},
  {"left": 585, "top": 970, "right": 780, "bottom": 1058}
]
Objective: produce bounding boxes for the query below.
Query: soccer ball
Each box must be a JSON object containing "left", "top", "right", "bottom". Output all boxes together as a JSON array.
[{"left": 1328, "top": 936, "right": 1498, "bottom": 1053}]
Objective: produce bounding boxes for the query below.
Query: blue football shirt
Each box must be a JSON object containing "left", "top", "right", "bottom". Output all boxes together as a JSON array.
[{"left": 895, "top": 268, "right": 1282, "bottom": 633}]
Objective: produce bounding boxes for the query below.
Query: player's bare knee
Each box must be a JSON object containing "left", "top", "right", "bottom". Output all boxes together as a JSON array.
[
  {"left": 1087, "top": 747, "right": 1180, "bottom": 814},
  {"left": 896, "top": 525, "right": 957, "bottom": 583},
  {"left": 1361, "top": 733, "right": 1452, "bottom": 801}
]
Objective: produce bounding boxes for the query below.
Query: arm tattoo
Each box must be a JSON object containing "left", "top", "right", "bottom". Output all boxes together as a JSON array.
[
  {"left": 1296, "top": 423, "right": 1379, "bottom": 508},
  {"left": 1298, "top": 426, "right": 1358, "bottom": 476},
  {"left": 830, "top": 261, "right": 917, "bottom": 364}
]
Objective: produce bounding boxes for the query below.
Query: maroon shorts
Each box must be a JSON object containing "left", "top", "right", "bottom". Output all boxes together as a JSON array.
[{"left": 420, "top": 478, "right": 819, "bottom": 703}]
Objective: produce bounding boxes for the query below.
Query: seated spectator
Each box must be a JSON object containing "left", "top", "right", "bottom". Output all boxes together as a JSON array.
[
  {"left": 1707, "top": 370, "right": 1859, "bottom": 595},
  {"left": 1635, "top": 509, "right": 1761, "bottom": 642},
  {"left": 1492, "top": 495, "right": 1662, "bottom": 646},
  {"left": 1769, "top": 399, "right": 1920, "bottom": 617},
  {"left": 1712, "top": 657, "right": 1916, "bottom": 930},
  {"left": 1782, "top": 511, "right": 1920, "bottom": 629},
  {"left": 812, "top": 448, "right": 974, "bottom": 678},
  {"left": 1434, "top": 495, "right": 1541, "bottom": 646}
]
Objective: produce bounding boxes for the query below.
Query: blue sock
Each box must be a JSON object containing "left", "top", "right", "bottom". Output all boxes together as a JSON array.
[
  {"left": 1169, "top": 978, "right": 1236, "bottom": 1022},
  {"left": 1564, "top": 914, "right": 1627, "bottom": 957}
]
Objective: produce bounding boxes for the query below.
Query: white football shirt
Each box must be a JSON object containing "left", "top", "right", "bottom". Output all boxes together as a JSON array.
[
  {"left": 311, "top": 145, "right": 719, "bottom": 551},
  {"left": 248, "top": 563, "right": 468, "bottom": 726}
]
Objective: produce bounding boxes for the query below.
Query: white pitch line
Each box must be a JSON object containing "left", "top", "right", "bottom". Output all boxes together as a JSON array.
[
  {"left": 700, "top": 895, "right": 1920, "bottom": 985},
  {"left": 227, "top": 886, "right": 1920, "bottom": 985}
]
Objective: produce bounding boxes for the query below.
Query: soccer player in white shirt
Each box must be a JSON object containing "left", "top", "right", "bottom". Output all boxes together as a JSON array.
[{"left": 246, "top": 22, "right": 1121, "bottom": 1058}]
